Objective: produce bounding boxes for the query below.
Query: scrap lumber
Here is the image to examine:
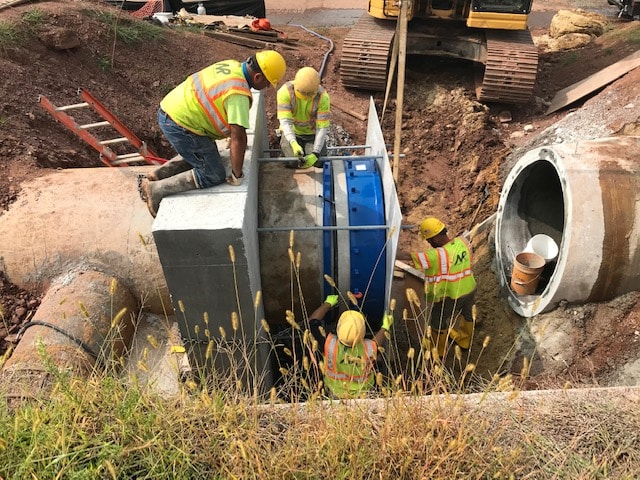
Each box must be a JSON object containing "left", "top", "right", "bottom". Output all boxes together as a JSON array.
[
  {"left": 394, "top": 260, "right": 425, "bottom": 281},
  {"left": 332, "top": 99, "right": 367, "bottom": 121},
  {"left": 203, "top": 30, "right": 272, "bottom": 48},
  {"left": 0, "top": 0, "right": 29, "bottom": 11},
  {"left": 202, "top": 30, "right": 297, "bottom": 50},
  {"left": 546, "top": 49, "right": 640, "bottom": 114},
  {"left": 176, "top": 10, "right": 254, "bottom": 28},
  {"left": 227, "top": 27, "right": 299, "bottom": 45}
]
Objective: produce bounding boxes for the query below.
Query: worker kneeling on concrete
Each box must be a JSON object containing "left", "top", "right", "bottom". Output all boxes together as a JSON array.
[
  {"left": 277, "top": 66, "right": 330, "bottom": 169},
  {"left": 141, "top": 50, "right": 287, "bottom": 217},
  {"left": 308, "top": 295, "right": 393, "bottom": 399},
  {"left": 411, "top": 217, "right": 477, "bottom": 358}
]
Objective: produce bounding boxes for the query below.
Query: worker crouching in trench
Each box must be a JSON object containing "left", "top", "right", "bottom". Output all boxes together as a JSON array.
[
  {"left": 272, "top": 296, "right": 393, "bottom": 400},
  {"left": 411, "top": 216, "right": 478, "bottom": 359}
]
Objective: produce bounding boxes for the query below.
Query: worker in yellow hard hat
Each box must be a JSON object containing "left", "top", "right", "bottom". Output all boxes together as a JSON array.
[
  {"left": 277, "top": 66, "right": 330, "bottom": 169},
  {"left": 308, "top": 295, "right": 393, "bottom": 399},
  {"left": 141, "top": 50, "right": 287, "bottom": 217},
  {"left": 411, "top": 216, "right": 478, "bottom": 358}
]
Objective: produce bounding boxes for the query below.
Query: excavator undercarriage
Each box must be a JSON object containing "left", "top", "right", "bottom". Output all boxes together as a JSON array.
[{"left": 341, "top": 13, "right": 539, "bottom": 104}]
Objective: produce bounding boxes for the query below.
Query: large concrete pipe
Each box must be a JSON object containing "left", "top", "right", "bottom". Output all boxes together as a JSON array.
[
  {"left": 495, "top": 136, "right": 640, "bottom": 317},
  {"left": 1, "top": 269, "right": 137, "bottom": 401},
  {"left": 0, "top": 167, "right": 170, "bottom": 313}
]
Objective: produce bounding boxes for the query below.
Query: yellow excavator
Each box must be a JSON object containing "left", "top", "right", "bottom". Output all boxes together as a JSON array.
[{"left": 340, "top": 0, "right": 538, "bottom": 104}]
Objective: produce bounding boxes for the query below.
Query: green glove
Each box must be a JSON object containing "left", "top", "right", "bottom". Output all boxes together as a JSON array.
[
  {"left": 290, "top": 140, "right": 304, "bottom": 157},
  {"left": 324, "top": 294, "right": 339, "bottom": 307},
  {"left": 382, "top": 312, "right": 394, "bottom": 331},
  {"left": 301, "top": 153, "right": 318, "bottom": 169}
]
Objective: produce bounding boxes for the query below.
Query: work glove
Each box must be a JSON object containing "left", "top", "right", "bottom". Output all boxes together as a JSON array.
[
  {"left": 300, "top": 153, "right": 318, "bottom": 169},
  {"left": 226, "top": 170, "right": 244, "bottom": 186},
  {"left": 290, "top": 140, "right": 304, "bottom": 158},
  {"left": 324, "top": 294, "right": 339, "bottom": 307},
  {"left": 381, "top": 312, "right": 394, "bottom": 331}
]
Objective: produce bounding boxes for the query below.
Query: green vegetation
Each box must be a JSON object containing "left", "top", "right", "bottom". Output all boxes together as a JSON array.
[
  {"left": 0, "top": 8, "right": 47, "bottom": 54},
  {"left": 2, "top": 357, "right": 639, "bottom": 478},
  {"left": 21, "top": 8, "right": 47, "bottom": 33},
  {"left": 84, "top": 9, "right": 164, "bottom": 45},
  {"left": 98, "top": 54, "right": 113, "bottom": 72},
  {"left": 607, "top": 24, "right": 640, "bottom": 46},
  {"left": 0, "top": 21, "right": 22, "bottom": 55},
  {"left": 560, "top": 50, "right": 580, "bottom": 66}
]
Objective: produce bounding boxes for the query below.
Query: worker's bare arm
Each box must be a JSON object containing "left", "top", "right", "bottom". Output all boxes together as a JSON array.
[{"left": 228, "top": 123, "right": 247, "bottom": 178}]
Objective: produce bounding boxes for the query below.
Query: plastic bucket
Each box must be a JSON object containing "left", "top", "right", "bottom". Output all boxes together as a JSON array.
[
  {"left": 524, "top": 234, "right": 559, "bottom": 263},
  {"left": 511, "top": 252, "right": 545, "bottom": 295}
]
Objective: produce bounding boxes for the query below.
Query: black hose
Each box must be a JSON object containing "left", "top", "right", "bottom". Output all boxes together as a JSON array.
[{"left": 16, "top": 320, "right": 100, "bottom": 361}]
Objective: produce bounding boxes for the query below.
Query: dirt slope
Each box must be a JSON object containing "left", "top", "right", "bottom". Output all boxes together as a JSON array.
[{"left": 1, "top": 0, "right": 639, "bottom": 387}]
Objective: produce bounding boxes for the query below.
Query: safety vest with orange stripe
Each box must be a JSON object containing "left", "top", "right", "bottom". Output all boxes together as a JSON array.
[
  {"left": 276, "top": 82, "right": 330, "bottom": 136},
  {"left": 160, "top": 60, "right": 252, "bottom": 140},
  {"left": 323, "top": 333, "right": 377, "bottom": 398},
  {"left": 411, "top": 236, "right": 476, "bottom": 303}
]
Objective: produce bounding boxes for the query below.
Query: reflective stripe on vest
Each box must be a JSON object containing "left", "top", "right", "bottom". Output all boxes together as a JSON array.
[
  {"left": 277, "top": 82, "right": 325, "bottom": 134},
  {"left": 161, "top": 61, "right": 252, "bottom": 139},
  {"left": 324, "top": 333, "right": 376, "bottom": 383},
  {"left": 412, "top": 237, "right": 476, "bottom": 302},
  {"left": 191, "top": 66, "right": 252, "bottom": 137}
]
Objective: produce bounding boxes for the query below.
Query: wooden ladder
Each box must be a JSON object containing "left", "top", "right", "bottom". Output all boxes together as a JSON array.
[{"left": 38, "top": 88, "right": 166, "bottom": 167}]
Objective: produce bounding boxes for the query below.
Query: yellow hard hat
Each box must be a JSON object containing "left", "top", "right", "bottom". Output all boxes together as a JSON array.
[
  {"left": 419, "top": 217, "right": 446, "bottom": 240},
  {"left": 294, "top": 67, "right": 320, "bottom": 99},
  {"left": 336, "top": 310, "right": 366, "bottom": 347},
  {"left": 255, "top": 50, "right": 287, "bottom": 88}
]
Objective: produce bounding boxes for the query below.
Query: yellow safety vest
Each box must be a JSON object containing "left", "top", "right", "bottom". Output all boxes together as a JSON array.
[
  {"left": 411, "top": 237, "right": 476, "bottom": 303},
  {"left": 323, "top": 333, "right": 377, "bottom": 398},
  {"left": 160, "top": 60, "right": 252, "bottom": 140},
  {"left": 276, "top": 82, "right": 330, "bottom": 136}
]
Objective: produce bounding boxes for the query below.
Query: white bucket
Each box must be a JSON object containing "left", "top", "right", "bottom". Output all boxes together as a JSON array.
[
  {"left": 152, "top": 12, "right": 173, "bottom": 24},
  {"left": 524, "top": 234, "right": 559, "bottom": 263}
]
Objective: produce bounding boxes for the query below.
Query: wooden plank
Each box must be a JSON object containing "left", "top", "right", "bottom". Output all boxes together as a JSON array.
[
  {"left": 0, "top": 0, "right": 29, "bottom": 11},
  {"left": 394, "top": 260, "right": 425, "bottom": 281},
  {"left": 546, "top": 50, "right": 640, "bottom": 115},
  {"left": 332, "top": 99, "right": 367, "bottom": 122},
  {"left": 203, "top": 30, "right": 270, "bottom": 48}
]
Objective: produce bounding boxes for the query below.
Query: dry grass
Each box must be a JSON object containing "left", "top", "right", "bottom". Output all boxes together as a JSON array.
[{"left": 2, "top": 237, "right": 640, "bottom": 478}]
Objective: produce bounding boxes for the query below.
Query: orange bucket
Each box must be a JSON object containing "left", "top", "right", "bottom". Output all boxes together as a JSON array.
[{"left": 511, "top": 252, "right": 545, "bottom": 295}]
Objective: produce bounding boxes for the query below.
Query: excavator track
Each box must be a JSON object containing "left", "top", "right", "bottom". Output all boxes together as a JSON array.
[
  {"left": 477, "top": 29, "right": 539, "bottom": 104},
  {"left": 340, "top": 15, "right": 395, "bottom": 92}
]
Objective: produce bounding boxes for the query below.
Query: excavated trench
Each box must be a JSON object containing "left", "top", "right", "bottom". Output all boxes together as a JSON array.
[{"left": 1, "top": 94, "right": 639, "bottom": 398}]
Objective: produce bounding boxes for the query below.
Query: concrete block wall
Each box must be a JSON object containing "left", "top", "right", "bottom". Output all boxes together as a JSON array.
[{"left": 152, "top": 90, "right": 270, "bottom": 386}]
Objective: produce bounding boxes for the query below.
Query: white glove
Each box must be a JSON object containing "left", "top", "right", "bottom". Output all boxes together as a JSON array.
[{"left": 226, "top": 171, "right": 244, "bottom": 186}]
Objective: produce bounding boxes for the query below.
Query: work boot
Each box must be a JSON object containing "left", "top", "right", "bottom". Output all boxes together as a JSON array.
[
  {"left": 141, "top": 170, "right": 197, "bottom": 218},
  {"left": 147, "top": 156, "right": 191, "bottom": 181}
]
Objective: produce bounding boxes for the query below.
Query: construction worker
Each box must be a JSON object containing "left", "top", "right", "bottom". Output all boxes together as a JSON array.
[
  {"left": 308, "top": 295, "right": 393, "bottom": 399},
  {"left": 141, "top": 50, "right": 287, "bottom": 217},
  {"left": 277, "top": 66, "right": 330, "bottom": 169},
  {"left": 411, "top": 217, "right": 477, "bottom": 358}
]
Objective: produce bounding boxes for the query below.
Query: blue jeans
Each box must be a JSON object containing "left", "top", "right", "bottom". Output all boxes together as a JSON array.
[{"left": 157, "top": 108, "right": 226, "bottom": 188}]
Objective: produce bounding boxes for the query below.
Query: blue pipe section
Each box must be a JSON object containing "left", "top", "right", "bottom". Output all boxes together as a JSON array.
[{"left": 323, "top": 157, "right": 387, "bottom": 333}]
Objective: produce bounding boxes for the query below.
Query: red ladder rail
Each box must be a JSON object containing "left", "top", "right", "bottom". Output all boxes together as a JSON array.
[{"left": 38, "top": 88, "right": 166, "bottom": 167}]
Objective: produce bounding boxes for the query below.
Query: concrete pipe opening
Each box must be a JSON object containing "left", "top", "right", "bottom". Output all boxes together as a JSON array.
[{"left": 496, "top": 136, "right": 640, "bottom": 317}]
